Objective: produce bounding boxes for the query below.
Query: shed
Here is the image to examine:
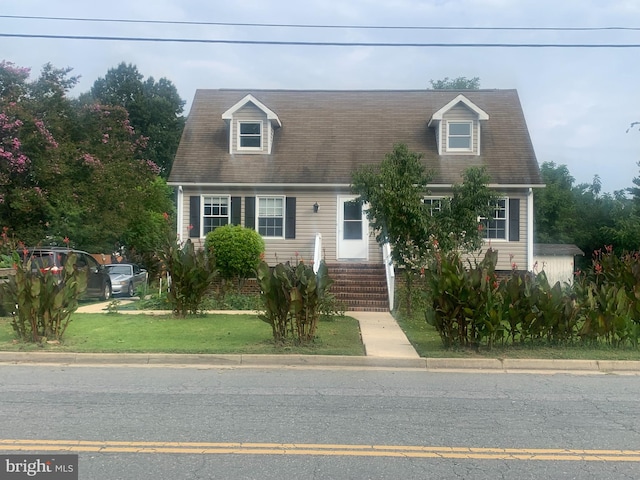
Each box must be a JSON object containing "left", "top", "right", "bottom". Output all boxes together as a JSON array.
[{"left": 533, "top": 244, "right": 584, "bottom": 286}]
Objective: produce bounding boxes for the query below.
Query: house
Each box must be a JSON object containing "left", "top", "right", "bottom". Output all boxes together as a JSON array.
[
  {"left": 533, "top": 244, "right": 584, "bottom": 286},
  {"left": 168, "top": 89, "right": 543, "bottom": 309}
]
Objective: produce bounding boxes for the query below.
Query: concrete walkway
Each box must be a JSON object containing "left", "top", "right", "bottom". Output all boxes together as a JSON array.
[{"left": 75, "top": 301, "right": 421, "bottom": 360}]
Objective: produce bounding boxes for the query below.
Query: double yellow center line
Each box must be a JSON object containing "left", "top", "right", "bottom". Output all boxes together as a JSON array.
[{"left": 1, "top": 440, "right": 639, "bottom": 462}]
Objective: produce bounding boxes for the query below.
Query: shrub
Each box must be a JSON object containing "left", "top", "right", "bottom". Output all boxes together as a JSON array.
[
  {"left": 205, "top": 225, "right": 264, "bottom": 292},
  {"left": 160, "top": 238, "right": 217, "bottom": 317},
  {"left": 1, "top": 251, "right": 87, "bottom": 342}
]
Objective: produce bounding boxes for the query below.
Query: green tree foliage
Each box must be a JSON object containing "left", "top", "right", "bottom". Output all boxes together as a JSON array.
[
  {"left": 351, "top": 143, "right": 494, "bottom": 268},
  {"left": 534, "top": 162, "right": 630, "bottom": 257},
  {"left": 434, "top": 166, "right": 496, "bottom": 253},
  {"left": 204, "top": 225, "right": 265, "bottom": 291},
  {"left": 0, "top": 60, "right": 174, "bottom": 257},
  {"left": 351, "top": 144, "right": 432, "bottom": 270},
  {"left": 429, "top": 76, "right": 481, "bottom": 90},
  {"left": 352, "top": 144, "right": 494, "bottom": 314},
  {"left": 81, "top": 62, "right": 186, "bottom": 177}
]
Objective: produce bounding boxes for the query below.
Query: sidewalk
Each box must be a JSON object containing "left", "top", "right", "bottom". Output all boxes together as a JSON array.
[{"left": 3, "top": 302, "right": 639, "bottom": 373}]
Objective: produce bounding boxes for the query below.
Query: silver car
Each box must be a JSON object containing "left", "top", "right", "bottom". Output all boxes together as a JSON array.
[{"left": 104, "top": 263, "right": 148, "bottom": 297}]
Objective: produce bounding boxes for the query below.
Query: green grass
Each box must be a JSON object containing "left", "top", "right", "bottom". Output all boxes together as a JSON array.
[
  {"left": 395, "top": 313, "right": 640, "bottom": 361},
  {"left": 0, "top": 313, "right": 364, "bottom": 355}
]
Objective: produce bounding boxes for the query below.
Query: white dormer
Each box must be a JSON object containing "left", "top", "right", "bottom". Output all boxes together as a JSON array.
[
  {"left": 428, "top": 94, "right": 489, "bottom": 156},
  {"left": 222, "top": 94, "right": 282, "bottom": 154}
]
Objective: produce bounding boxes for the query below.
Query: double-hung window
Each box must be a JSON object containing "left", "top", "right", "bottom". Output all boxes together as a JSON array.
[
  {"left": 424, "top": 197, "right": 443, "bottom": 216},
  {"left": 203, "top": 195, "right": 230, "bottom": 234},
  {"left": 238, "top": 121, "right": 262, "bottom": 150},
  {"left": 447, "top": 121, "right": 472, "bottom": 151},
  {"left": 483, "top": 199, "right": 507, "bottom": 240},
  {"left": 258, "top": 196, "right": 284, "bottom": 238}
]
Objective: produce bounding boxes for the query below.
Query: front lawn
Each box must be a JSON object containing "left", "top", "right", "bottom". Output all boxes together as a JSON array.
[{"left": 0, "top": 313, "right": 364, "bottom": 355}]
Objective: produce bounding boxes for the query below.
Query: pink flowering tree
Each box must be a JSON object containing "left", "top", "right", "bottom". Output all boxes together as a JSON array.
[{"left": 0, "top": 60, "right": 173, "bottom": 256}]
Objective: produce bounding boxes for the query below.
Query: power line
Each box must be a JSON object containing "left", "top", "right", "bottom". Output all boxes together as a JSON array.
[
  {"left": 1, "top": 32, "right": 640, "bottom": 47},
  {"left": 1, "top": 14, "right": 639, "bottom": 32}
]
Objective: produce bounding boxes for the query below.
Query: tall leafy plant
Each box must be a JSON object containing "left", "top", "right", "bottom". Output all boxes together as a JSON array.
[
  {"left": 160, "top": 238, "right": 217, "bottom": 317},
  {"left": 256, "top": 259, "right": 333, "bottom": 344},
  {"left": 2, "top": 251, "right": 87, "bottom": 342}
]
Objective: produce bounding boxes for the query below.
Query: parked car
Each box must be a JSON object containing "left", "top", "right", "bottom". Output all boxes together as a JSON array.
[
  {"left": 104, "top": 263, "right": 148, "bottom": 297},
  {"left": 22, "top": 247, "right": 112, "bottom": 300}
]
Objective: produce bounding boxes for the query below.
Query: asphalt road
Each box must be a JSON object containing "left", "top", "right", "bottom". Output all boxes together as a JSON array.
[{"left": 1, "top": 365, "right": 640, "bottom": 479}]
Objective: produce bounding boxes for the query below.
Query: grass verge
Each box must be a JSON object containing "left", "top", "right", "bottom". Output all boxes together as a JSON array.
[
  {"left": 0, "top": 313, "right": 364, "bottom": 355},
  {"left": 396, "top": 313, "right": 640, "bottom": 361}
]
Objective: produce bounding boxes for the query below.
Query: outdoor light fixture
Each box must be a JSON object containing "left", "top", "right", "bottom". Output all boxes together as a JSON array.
[{"left": 313, "top": 202, "right": 319, "bottom": 213}]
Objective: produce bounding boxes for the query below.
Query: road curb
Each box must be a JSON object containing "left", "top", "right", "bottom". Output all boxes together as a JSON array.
[{"left": 0, "top": 352, "right": 639, "bottom": 372}]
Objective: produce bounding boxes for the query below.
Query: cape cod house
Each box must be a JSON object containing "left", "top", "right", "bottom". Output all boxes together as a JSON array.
[{"left": 168, "top": 89, "right": 543, "bottom": 310}]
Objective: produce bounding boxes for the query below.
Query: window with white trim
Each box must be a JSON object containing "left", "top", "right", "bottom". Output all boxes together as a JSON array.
[
  {"left": 238, "top": 121, "right": 262, "bottom": 150},
  {"left": 483, "top": 198, "right": 507, "bottom": 240},
  {"left": 424, "top": 197, "right": 443, "bottom": 216},
  {"left": 447, "top": 121, "right": 472, "bottom": 151},
  {"left": 258, "top": 196, "right": 284, "bottom": 237},
  {"left": 203, "top": 195, "right": 230, "bottom": 234}
]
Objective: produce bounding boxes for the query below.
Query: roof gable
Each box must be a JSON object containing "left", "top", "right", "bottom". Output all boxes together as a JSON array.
[
  {"left": 428, "top": 94, "right": 489, "bottom": 127},
  {"left": 222, "top": 94, "right": 282, "bottom": 128}
]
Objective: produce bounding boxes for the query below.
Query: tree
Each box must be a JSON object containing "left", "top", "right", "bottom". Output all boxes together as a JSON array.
[
  {"left": 351, "top": 144, "right": 432, "bottom": 271},
  {"left": 533, "top": 162, "right": 578, "bottom": 244},
  {"left": 351, "top": 144, "right": 495, "bottom": 313},
  {"left": 0, "top": 60, "right": 174, "bottom": 259},
  {"left": 80, "top": 62, "right": 185, "bottom": 177},
  {"left": 429, "top": 76, "right": 480, "bottom": 90}
]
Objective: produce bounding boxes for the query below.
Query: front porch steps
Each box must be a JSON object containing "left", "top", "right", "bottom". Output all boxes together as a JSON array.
[{"left": 327, "top": 263, "right": 389, "bottom": 312}]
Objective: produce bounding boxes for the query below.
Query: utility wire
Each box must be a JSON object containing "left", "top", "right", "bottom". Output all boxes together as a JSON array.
[
  {"left": 1, "top": 14, "right": 639, "bottom": 31},
  {"left": 1, "top": 32, "right": 640, "bottom": 47}
]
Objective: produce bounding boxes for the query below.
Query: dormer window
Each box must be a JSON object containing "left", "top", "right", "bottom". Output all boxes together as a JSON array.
[
  {"left": 428, "top": 94, "right": 488, "bottom": 156},
  {"left": 239, "top": 121, "right": 262, "bottom": 150},
  {"left": 447, "top": 122, "right": 472, "bottom": 151},
  {"left": 222, "top": 94, "right": 281, "bottom": 155}
]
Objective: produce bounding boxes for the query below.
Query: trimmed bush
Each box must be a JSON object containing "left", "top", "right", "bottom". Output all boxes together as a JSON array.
[{"left": 205, "top": 225, "right": 265, "bottom": 291}]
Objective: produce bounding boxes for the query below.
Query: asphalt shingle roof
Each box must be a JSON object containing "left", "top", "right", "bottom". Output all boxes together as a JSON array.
[{"left": 168, "top": 89, "right": 542, "bottom": 186}]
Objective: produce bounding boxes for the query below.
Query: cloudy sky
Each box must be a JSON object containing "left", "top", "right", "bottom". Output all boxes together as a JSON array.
[{"left": 2, "top": 0, "right": 640, "bottom": 193}]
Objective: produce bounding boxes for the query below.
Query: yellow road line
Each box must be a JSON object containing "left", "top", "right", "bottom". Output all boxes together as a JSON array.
[{"left": 1, "top": 440, "right": 639, "bottom": 462}]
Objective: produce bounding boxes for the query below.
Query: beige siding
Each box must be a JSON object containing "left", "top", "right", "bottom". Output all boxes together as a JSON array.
[
  {"left": 181, "top": 188, "right": 529, "bottom": 270},
  {"left": 230, "top": 104, "right": 268, "bottom": 154},
  {"left": 533, "top": 255, "right": 576, "bottom": 286},
  {"left": 181, "top": 188, "right": 383, "bottom": 265},
  {"left": 440, "top": 104, "right": 479, "bottom": 155},
  {"left": 470, "top": 191, "right": 528, "bottom": 271}
]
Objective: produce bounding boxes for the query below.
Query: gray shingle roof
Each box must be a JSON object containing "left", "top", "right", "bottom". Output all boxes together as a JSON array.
[
  {"left": 534, "top": 244, "right": 585, "bottom": 256},
  {"left": 168, "top": 89, "right": 542, "bottom": 186}
]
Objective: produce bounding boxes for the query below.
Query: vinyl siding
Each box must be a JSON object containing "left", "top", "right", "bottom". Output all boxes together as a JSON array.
[
  {"left": 533, "top": 255, "right": 577, "bottom": 286},
  {"left": 440, "top": 104, "right": 480, "bottom": 155},
  {"left": 230, "top": 104, "right": 269, "bottom": 154},
  {"left": 181, "top": 188, "right": 530, "bottom": 269},
  {"left": 181, "top": 188, "right": 383, "bottom": 265},
  {"left": 475, "top": 191, "right": 528, "bottom": 271}
]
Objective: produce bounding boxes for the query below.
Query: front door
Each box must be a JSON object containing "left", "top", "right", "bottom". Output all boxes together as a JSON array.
[{"left": 337, "top": 196, "right": 369, "bottom": 260}]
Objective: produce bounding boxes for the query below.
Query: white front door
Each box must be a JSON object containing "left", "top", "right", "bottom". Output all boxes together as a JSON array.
[{"left": 337, "top": 196, "right": 369, "bottom": 260}]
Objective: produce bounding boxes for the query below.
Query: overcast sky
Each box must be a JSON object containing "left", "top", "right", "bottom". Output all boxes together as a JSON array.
[{"left": 2, "top": 0, "right": 640, "bottom": 193}]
